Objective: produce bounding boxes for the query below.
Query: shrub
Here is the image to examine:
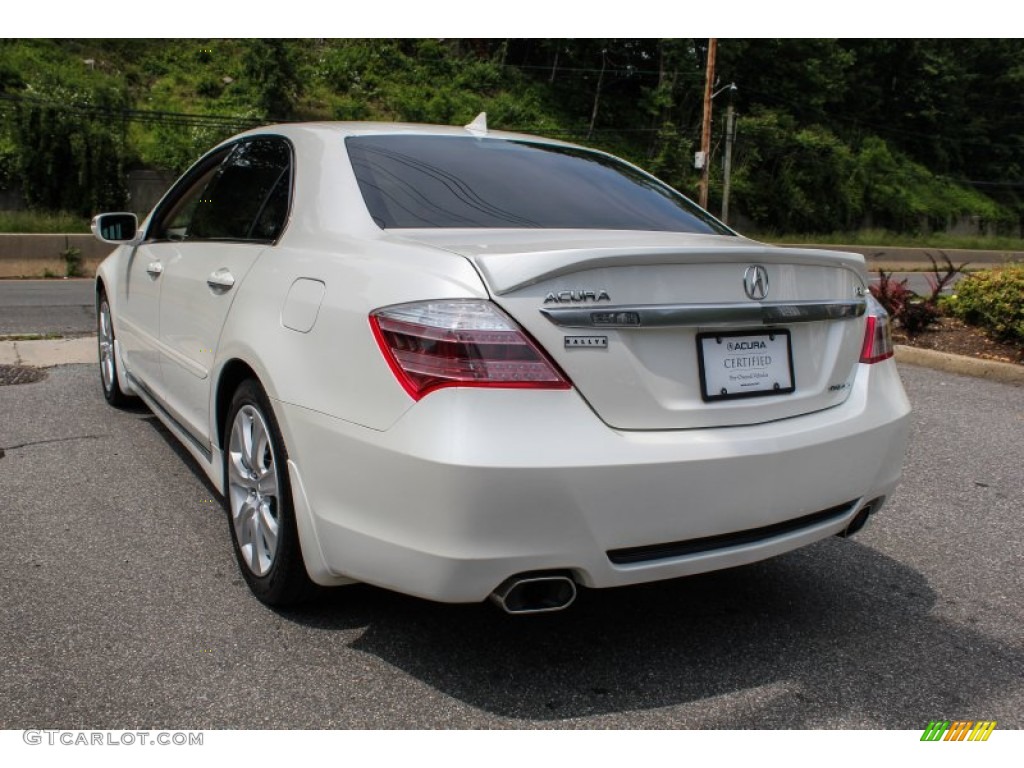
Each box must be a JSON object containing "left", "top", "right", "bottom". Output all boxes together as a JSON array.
[
  {"left": 949, "top": 264, "right": 1024, "bottom": 345},
  {"left": 870, "top": 270, "right": 914, "bottom": 318},
  {"left": 61, "top": 245, "right": 84, "bottom": 277},
  {"left": 870, "top": 270, "right": 940, "bottom": 335},
  {"left": 869, "top": 252, "right": 967, "bottom": 336}
]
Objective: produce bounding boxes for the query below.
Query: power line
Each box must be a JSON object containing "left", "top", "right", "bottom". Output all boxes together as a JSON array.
[{"left": 0, "top": 92, "right": 262, "bottom": 130}]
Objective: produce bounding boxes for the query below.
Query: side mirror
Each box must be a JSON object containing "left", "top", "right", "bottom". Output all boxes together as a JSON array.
[{"left": 91, "top": 212, "right": 139, "bottom": 244}]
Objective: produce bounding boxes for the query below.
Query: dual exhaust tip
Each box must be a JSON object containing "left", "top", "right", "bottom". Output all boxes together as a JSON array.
[{"left": 489, "top": 574, "right": 577, "bottom": 614}]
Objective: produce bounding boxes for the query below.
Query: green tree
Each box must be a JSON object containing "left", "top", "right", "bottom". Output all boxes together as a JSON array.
[
  {"left": 243, "top": 39, "right": 299, "bottom": 120},
  {"left": 11, "top": 83, "right": 128, "bottom": 215},
  {"left": 729, "top": 110, "right": 861, "bottom": 232}
]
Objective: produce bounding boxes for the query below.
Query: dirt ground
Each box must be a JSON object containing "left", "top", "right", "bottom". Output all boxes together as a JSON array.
[{"left": 894, "top": 315, "right": 1024, "bottom": 366}]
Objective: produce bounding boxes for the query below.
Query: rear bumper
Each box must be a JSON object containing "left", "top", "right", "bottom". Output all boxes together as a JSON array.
[{"left": 276, "top": 359, "right": 911, "bottom": 602}]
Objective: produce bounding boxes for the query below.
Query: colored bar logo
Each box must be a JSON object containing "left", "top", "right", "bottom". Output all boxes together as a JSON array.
[{"left": 921, "top": 720, "right": 996, "bottom": 741}]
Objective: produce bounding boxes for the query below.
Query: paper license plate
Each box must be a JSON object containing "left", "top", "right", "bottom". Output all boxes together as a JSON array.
[{"left": 697, "top": 330, "right": 795, "bottom": 401}]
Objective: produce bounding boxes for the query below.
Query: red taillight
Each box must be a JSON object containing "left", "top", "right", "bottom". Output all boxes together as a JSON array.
[
  {"left": 370, "top": 300, "right": 571, "bottom": 400},
  {"left": 860, "top": 294, "right": 894, "bottom": 364}
]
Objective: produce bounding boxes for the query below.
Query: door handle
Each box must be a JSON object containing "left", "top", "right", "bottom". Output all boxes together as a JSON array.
[
  {"left": 207, "top": 268, "right": 236, "bottom": 292},
  {"left": 146, "top": 262, "right": 163, "bottom": 277}
]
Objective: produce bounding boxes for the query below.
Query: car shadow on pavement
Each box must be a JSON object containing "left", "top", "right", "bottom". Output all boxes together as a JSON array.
[
  {"left": 139, "top": 413, "right": 223, "bottom": 501},
  {"left": 281, "top": 539, "right": 1020, "bottom": 728}
]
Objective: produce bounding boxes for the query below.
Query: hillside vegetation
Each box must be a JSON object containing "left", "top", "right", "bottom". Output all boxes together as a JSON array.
[{"left": 1, "top": 38, "right": 1023, "bottom": 237}]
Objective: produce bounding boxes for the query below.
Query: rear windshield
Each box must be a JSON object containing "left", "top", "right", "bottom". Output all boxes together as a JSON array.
[{"left": 346, "top": 135, "right": 732, "bottom": 234}]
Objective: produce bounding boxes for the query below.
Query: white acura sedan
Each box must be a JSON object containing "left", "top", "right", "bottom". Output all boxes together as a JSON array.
[{"left": 92, "top": 118, "right": 910, "bottom": 612}]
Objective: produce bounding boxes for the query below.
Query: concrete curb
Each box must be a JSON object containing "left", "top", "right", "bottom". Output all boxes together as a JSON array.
[
  {"left": 894, "top": 345, "right": 1024, "bottom": 387},
  {"left": 0, "top": 336, "right": 97, "bottom": 368},
  {"left": 2, "top": 335, "right": 1021, "bottom": 387}
]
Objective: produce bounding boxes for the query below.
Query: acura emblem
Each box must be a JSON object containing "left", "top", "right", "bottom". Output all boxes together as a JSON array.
[{"left": 743, "top": 265, "right": 769, "bottom": 301}]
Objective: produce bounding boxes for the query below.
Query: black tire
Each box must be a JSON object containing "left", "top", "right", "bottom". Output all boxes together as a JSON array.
[
  {"left": 223, "top": 378, "right": 312, "bottom": 607},
  {"left": 96, "top": 290, "right": 134, "bottom": 407}
]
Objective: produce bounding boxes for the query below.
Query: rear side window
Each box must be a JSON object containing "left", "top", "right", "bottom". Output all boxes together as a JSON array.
[{"left": 346, "top": 135, "right": 732, "bottom": 234}]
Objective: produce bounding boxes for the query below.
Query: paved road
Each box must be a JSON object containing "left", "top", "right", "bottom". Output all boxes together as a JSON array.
[
  {"left": 0, "top": 363, "right": 1021, "bottom": 729},
  {"left": 0, "top": 279, "right": 95, "bottom": 336}
]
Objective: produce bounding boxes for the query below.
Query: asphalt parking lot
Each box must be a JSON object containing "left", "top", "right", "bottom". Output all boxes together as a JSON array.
[{"left": 0, "top": 362, "right": 1021, "bottom": 729}]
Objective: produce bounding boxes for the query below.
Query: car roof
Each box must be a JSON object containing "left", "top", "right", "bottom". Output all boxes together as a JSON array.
[{"left": 232, "top": 120, "right": 578, "bottom": 149}]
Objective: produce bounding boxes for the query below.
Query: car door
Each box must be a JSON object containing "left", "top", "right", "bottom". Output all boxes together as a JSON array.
[
  {"left": 156, "top": 137, "right": 293, "bottom": 447},
  {"left": 120, "top": 150, "right": 231, "bottom": 398},
  {"left": 115, "top": 234, "right": 163, "bottom": 390}
]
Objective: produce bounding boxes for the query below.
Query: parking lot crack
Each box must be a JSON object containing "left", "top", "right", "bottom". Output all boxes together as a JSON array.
[{"left": 0, "top": 434, "right": 106, "bottom": 454}]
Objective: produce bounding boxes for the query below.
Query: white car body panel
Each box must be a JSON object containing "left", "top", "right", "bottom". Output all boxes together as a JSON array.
[
  {"left": 157, "top": 241, "right": 266, "bottom": 442},
  {"left": 93, "top": 121, "right": 912, "bottom": 607},
  {"left": 214, "top": 239, "right": 488, "bottom": 430},
  {"left": 117, "top": 240, "right": 163, "bottom": 386},
  {"left": 277, "top": 359, "right": 908, "bottom": 602}
]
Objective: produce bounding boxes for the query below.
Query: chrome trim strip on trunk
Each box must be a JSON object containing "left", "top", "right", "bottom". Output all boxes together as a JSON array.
[{"left": 540, "top": 299, "right": 866, "bottom": 328}]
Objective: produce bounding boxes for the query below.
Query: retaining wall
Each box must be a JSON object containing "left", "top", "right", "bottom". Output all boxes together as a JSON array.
[{"left": 0, "top": 234, "right": 114, "bottom": 278}]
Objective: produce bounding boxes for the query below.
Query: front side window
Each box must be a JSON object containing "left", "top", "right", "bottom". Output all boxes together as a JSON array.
[
  {"left": 150, "top": 151, "right": 229, "bottom": 242},
  {"left": 150, "top": 137, "right": 292, "bottom": 243},
  {"left": 346, "top": 135, "right": 732, "bottom": 235}
]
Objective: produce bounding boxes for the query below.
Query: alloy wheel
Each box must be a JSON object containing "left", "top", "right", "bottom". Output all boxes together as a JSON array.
[
  {"left": 227, "top": 404, "right": 281, "bottom": 577},
  {"left": 98, "top": 299, "right": 116, "bottom": 394}
]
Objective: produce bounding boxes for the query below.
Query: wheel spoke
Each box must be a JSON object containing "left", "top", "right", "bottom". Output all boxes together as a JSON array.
[
  {"left": 227, "top": 484, "right": 248, "bottom": 522},
  {"left": 259, "top": 470, "right": 278, "bottom": 499},
  {"left": 239, "top": 411, "right": 256, "bottom": 473},
  {"left": 244, "top": 504, "right": 262, "bottom": 571},
  {"left": 249, "top": 417, "right": 268, "bottom": 474},
  {"left": 234, "top": 495, "right": 253, "bottom": 532},
  {"left": 229, "top": 451, "right": 253, "bottom": 487},
  {"left": 259, "top": 500, "right": 279, "bottom": 553}
]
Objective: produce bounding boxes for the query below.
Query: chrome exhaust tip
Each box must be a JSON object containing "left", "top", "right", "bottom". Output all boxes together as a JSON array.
[
  {"left": 839, "top": 496, "right": 885, "bottom": 538},
  {"left": 489, "top": 574, "right": 577, "bottom": 614}
]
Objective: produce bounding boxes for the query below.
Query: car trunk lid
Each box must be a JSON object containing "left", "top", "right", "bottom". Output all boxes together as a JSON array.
[{"left": 390, "top": 230, "right": 870, "bottom": 430}]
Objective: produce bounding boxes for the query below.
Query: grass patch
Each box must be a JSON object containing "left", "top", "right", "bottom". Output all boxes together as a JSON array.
[
  {"left": 0, "top": 332, "right": 65, "bottom": 341},
  {"left": 0, "top": 210, "right": 91, "bottom": 234}
]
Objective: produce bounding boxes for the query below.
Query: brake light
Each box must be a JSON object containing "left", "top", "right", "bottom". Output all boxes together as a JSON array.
[
  {"left": 370, "top": 300, "right": 571, "bottom": 400},
  {"left": 859, "top": 294, "right": 894, "bottom": 364}
]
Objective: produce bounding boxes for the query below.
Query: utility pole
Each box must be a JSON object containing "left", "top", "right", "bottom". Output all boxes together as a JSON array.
[
  {"left": 722, "top": 100, "right": 736, "bottom": 225},
  {"left": 588, "top": 49, "right": 607, "bottom": 141},
  {"left": 698, "top": 38, "right": 717, "bottom": 210}
]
